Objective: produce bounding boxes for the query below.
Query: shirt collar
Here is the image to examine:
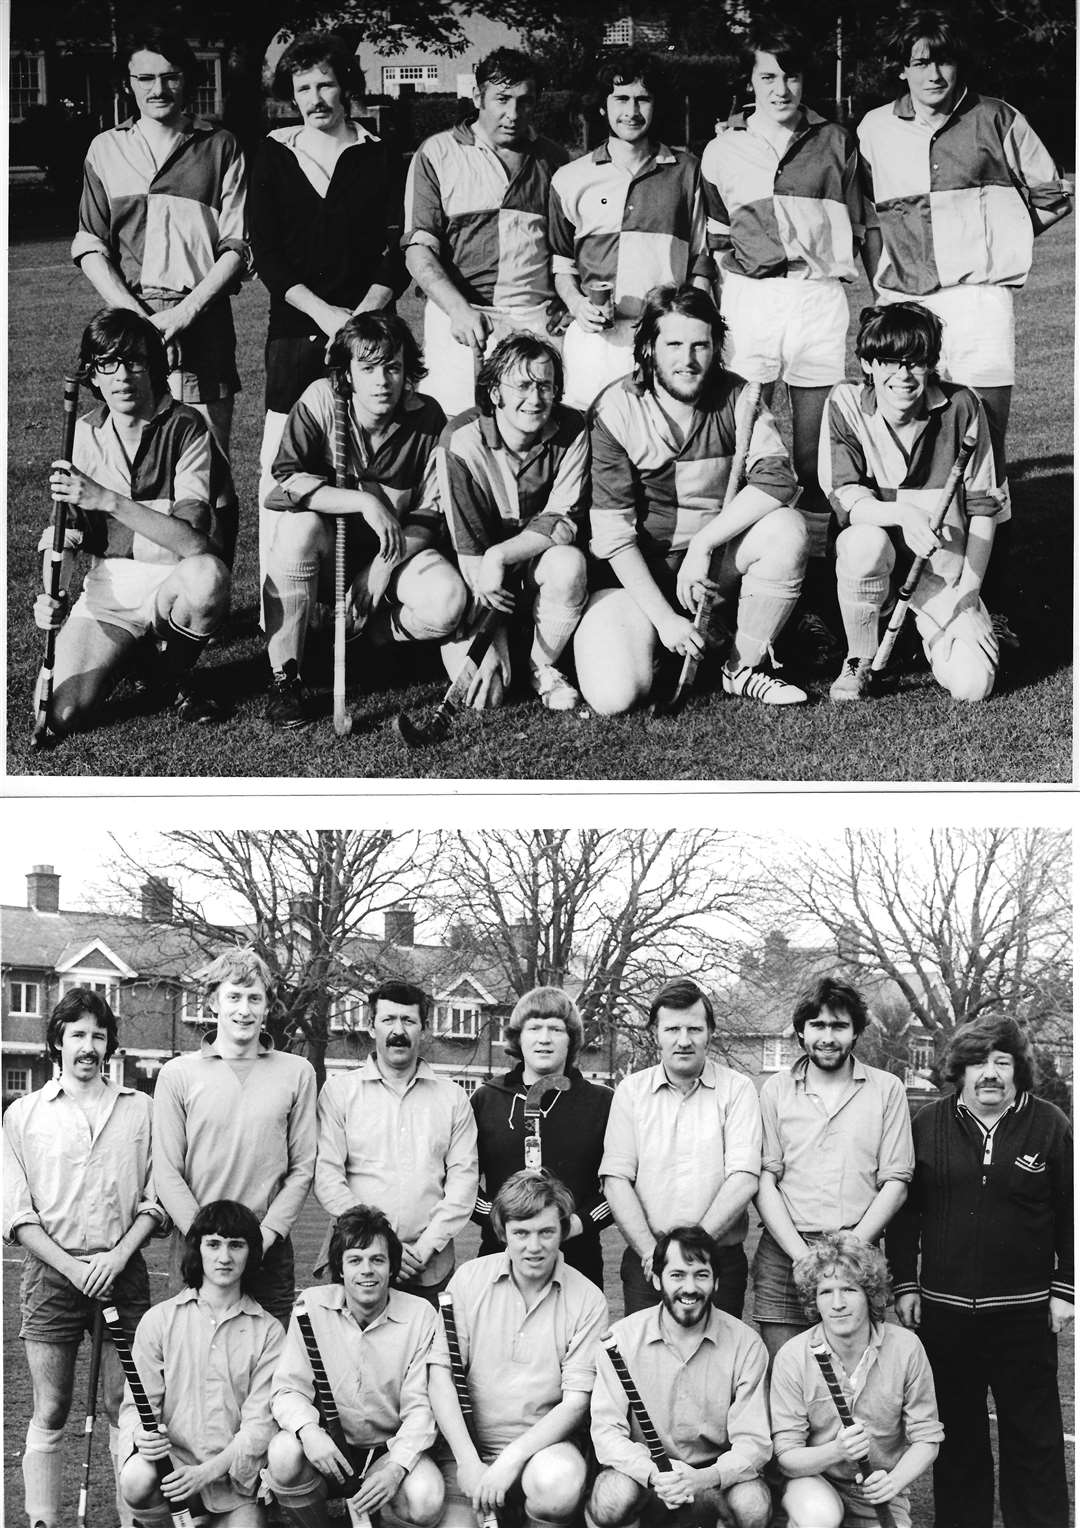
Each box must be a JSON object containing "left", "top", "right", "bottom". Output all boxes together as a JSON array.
[
  {"left": 492, "top": 1248, "right": 566, "bottom": 1290},
  {"left": 791, "top": 1052, "right": 869, "bottom": 1084},
  {"left": 592, "top": 138, "right": 677, "bottom": 166},
  {"left": 359, "top": 1054, "right": 437, "bottom": 1084},
  {"left": 857, "top": 378, "right": 950, "bottom": 417},
  {"left": 42, "top": 1076, "right": 135, "bottom": 1100},
  {"left": 644, "top": 1301, "right": 723, "bottom": 1346},
  {"left": 956, "top": 1091, "right": 1026, "bottom": 1127},
  {"left": 651, "top": 1059, "right": 716, "bottom": 1092},
  {"left": 177, "top": 1284, "right": 265, "bottom": 1318},
  {"left": 478, "top": 409, "right": 562, "bottom": 453},
  {"left": 317, "top": 1282, "right": 407, "bottom": 1328},
  {"left": 202, "top": 1029, "right": 275, "bottom": 1058},
  {"left": 893, "top": 85, "right": 971, "bottom": 122},
  {"left": 459, "top": 118, "right": 539, "bottom": 153}
]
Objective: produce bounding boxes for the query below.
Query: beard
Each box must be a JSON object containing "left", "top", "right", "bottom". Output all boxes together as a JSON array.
[
  {"left": 653, "top": 354, "right": 710, "bottom": 404},
  {"left": 660, "top": 1287, "right": 711, "bottom": 1329}
]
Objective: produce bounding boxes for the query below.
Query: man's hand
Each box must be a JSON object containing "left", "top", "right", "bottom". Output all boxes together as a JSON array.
[
  {"left": 398, "top": 1242, "right": 428, "bottom": 1280},
  {"left": 570, "top": 294, "right": 610, "bottom": 333},
  {"left": 358, "top": 495, "right": 405, "bottom": 563},
  {"left": 449, "top": 304, "right": 492, "bottom": 353},
  {"left": 135, "top": 1425, "right": 172, "bottom": 1462},
  {"left": 159, "top": 1457, "right": 219, "bottom": 1502},
  {"left": 894, "top": 1292, "right": 921, "bottom": 1329},
  {"left": 261, "top": 1226, "right": 277, "bottom": 1256},
  {"left": 832, "top": 1421, "right": 872, "bottom": 1467},
  {"left": 148, "top": 301, "right": 194, "bottom": 345},
  {"left": 472, "top": 1450, "right": 522, "bottom": 1510},
  {"left": 319, "top": 302, "right": 354, "bottom": 341},
  {"left": 476, "top": 548, "right": 515, "bottom": 613},
  {"left": 1049, "top": 1296, "right": 1074, "bottom": 1334},
  {"left": 49, "top": 460, "right": 109, "bottom": 514},
  {"left": 76, "top": 1247, "right": 129, "bottom": 1298},
  {"left": 650, "top": 1462, "right": 695, "bottom": 1509},
  {"left": 675, "top": 539, "right": 718, "bottom": 615},
  {"left": 855, "top": 1468, "right": 900, "bottom": 1506},
  {"left": 465, "top": 629, "right": 511, "bottom": 709},
  {"left": 348, "top": 1457, "right": 407, "bottom": 1513},
  {"left": 639, "top": 1243, "right": 657, "bottom": 1285},
  {"left": 654, "top": 609, "right": 706, "bottom": 659},
  {"left": 895, "top": 501, "right": 941, "bottom": 558},
  {"left": 33, "top": 590, "right": 68, "bottom": 632},
  {"left": 300, "top": 1424, "right": 354, "bottom": 1485}
]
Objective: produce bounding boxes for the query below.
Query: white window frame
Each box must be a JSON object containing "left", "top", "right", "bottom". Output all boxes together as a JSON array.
[
  {"left": 194, "top": 52, "right": 223, "bottom": 118},
  {"left": 330, "top": 994, "right": 368, "bottom": 1034},
  {"left": 601, "top": 18, "right": 633, "bottom": 45},
  {"left": 4, "top": 1067, "right": 32, "bottom": 1096},
  {"left": 9, "top": 980, "right": 42, "bottom": 1018},
  {"left": 9, "top": 52, "right": 46, "bottom": 123},
  {"left": 908, "top": 1037, "right": 934, "bottom": 1072},
  {"left": 761, "top": 1035, "right": 799, "bottom": 1072},
  {"left": 433, "top": 1001, "right": 480, "bottom": 1039},
  {"left": 381, "top": 64, "right": 441, "bottom": 95},
  {"left": 456, "top": 1075, "right": 481, "bottom": 1097},
  {"left": 180, "top": 988, "right": 211, "bottom": 1026},
  {"left": 60, "top": 974, "right": 120, "bottom": 1014}
]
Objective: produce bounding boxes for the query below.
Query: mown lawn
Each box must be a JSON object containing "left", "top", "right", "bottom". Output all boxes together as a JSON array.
[{"left": 6, "top": 189, "right": 1073, "bottom": 782}]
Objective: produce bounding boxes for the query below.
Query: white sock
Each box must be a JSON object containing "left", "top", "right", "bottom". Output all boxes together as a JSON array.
[
  {"left": 731, "top": 572, "right": 802, "bottom": 669},
  {"left": 838, "top": 569, "right": 889, "bottom": 660},
  {"left": 23, "top": 1421, "right": 64, "bottom": 1528},
  {"left": 265, "top": 556, "right": 319, "bottom": 673}
]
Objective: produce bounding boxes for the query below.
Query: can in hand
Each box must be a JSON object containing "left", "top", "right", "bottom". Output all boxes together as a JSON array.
[{"left": 583, "top": 278, "right": 615, "bottom": 328}]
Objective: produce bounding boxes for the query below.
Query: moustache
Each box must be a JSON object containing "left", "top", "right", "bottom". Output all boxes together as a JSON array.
[{"left": 386, "top": 1034, "right": 413, "bottom": 1047}]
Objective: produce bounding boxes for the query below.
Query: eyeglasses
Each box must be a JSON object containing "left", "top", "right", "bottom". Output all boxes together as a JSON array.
[
  {"left": 129, "top": 72, "right": 186, "bottom": 88},
  {"left": 874, "top": 357, "right": 929, "bottom": 375},
  {"left": 501, "top": 379, "right": 556, "bottom": 400},
  {"left": 94, "top": 357, "right": 148, "bottom": 375}
]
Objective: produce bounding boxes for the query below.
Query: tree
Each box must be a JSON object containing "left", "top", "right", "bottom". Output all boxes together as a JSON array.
[
  {"left": 108, "top": 829, "right": 424, "bottom": 1088},
  {"left": 764, "top": 828, "right": 1072, "bottom": 1082}
]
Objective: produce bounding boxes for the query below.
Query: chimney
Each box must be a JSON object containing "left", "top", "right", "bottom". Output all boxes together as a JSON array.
[
  {"left": 510, "top": 919, "right": 535, "bottom": 962},
  {"left": 27, "top": 865, "right": 60, "bottom": 913},
  {"left": 141, "top": 877, "right": 174, "bottom": 923},
  {"left": 384, "top": 906, "right": 415, "bottom": 946},
  {"left": 289, "top": 897, "right": 314, "bottom": 925}
]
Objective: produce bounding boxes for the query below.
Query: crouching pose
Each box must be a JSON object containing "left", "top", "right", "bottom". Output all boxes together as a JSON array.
[
  {"left": 588, "top": 1225, "right": 772, "bottom": 1528},
  {"left": 118, "top": 1202, "right": 284, "bottom": 1526},
  {"left": 262, "top": 312, "right": 467, "bottom": 728},
  {"left": 573, "top": 284, "right": 808, "bottom": 713},
  {"left": 770, "top": 1231, "right": 942, "bottom": 1528},
  {"left": 820, "top": 302, "right": 1003, "bottom": 702},
  {"left": 439, "top": 333, "right": 588, "bottom": 711},
  {"left": 267, "top": 1205, "right": 445, "bottom": 1528},
  {"left": 34, "top": 309, "right": 231, "bottom": 734},
  {"left": 430, "top": 1170, "right": 608, "bottom": 1528}
]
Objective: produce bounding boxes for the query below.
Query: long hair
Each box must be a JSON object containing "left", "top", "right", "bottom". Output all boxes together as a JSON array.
[
  {"left": 327, "top": 313, "right": 426, "bottom": 399},
  {"left": 740, "top": 24, "right": 811, "bottom": 80},
  {"left": 46, "top": 986, "right": 120, "bottom": 1065},
  {"left": 490, "top": 1169, "right": 575, "bottom": 1244},
  {"left": 504, "top": 985, "right": 582, "bottom": 1066},
  {"left": 327, "top": 1204, "right": 403, "bottom": 1283},
  {"left": 944, "top": 1014, "right": 1035, "bottom": 1095},
  {"left": 633, "top": 284, "right": 727, "bottom": 394},
  {"left": 886, "top": 8, "right": 969, "bottom": 79},
  {"left": 476, "top": 332, "right": 564, "bottom": 417},
  {"left": 180, "top": 1201, "right": 263, "bottom": 1292},
  {"left": 794, "top": 1230, "right": 893, "bottom": 1324},
  {"left": 855, "top": 302, "right": 943, "bottom": 376},
  {"left": 791, "top": 976, "right": 870, "bottom": 1040},
  {"left": 78, "top": 309, "right": 169, "bottom": 401},
  {"left": 272, "top": 31, "right": 365, "bottom": 105}
]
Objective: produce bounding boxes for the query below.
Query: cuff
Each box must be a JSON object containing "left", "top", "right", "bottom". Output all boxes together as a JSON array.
[{"left": 552, "top": 255, "right": 578, "bottom": 277}]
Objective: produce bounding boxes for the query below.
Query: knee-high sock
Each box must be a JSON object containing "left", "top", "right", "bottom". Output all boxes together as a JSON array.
[
  {"left": 837, "top": 568, "right": 889, "bottom": 660},
  {"left": 732, "top": 573, "right": 802, "bottom": 669},
  {"left": 127, "top": 1501, "right": 173, "bottom": 1528},
  {"left": 265, "top": 556, "right": 319, "bottom": 674},
  {"left": 531, "top": 585, "right": 587, "bottom": 668},
  {"left": 162, "top": 616, "right": 211, "bottom": 680},
  {"left": 23, "top": 1422, "right": 64, "bottom": 1528},
  {"left": 265, "top": 1469, "right": 328, "bottom": 1526},
  {"left": 110, "top": 1422, "right": 138, "bottom": 1528},
  {"left": 979, "top": 512, "right": 1012, "bottom": 609}
]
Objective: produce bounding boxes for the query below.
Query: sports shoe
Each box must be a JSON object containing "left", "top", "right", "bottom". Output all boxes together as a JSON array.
[
  {"left": 531, "top": 663, "right": 581, "bottom": 712},
  {"left": 829, "top": 655, "right": 876, "bottom": 703},
  {"left": 989, "top": 611, "right": 1021, "bottom": 652},
  {"left": 266, "top": 660, "right": 315, "bottom": 729},
  {"left": 790, "top": 611, "right": 842, "bottom": 674},
  {"left": 172, "top": 682, "right": 230, "bottom": 724},
  {"left": 721, "top": 663, "right": 807, "bottom": 705}
]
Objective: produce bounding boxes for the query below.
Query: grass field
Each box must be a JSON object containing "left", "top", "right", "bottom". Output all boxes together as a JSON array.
[
  {"left": 3, "top": 1197, "right": 1073, "bottom": 1526},
  {"left": 6, "top": 189, "right": 1073, "bottom": 782}
]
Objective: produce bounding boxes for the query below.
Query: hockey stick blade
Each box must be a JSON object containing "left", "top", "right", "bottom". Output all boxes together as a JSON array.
[{"left": 394, "top": 613, "right": 500, "bottom": 748}]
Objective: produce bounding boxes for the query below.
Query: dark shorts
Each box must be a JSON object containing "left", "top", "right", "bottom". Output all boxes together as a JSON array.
[
  {"left": 752, "top": 1227, "right": 849, "bottom": 1324},
  {"left": 264, "top": 334, "right": 331, "bottom": 415},
  {"left": 19, "top": 1249, "right": 150, "bottom": 1344},
  {"left": 141, "top": 292, "right": 240, "bottom": 402}
]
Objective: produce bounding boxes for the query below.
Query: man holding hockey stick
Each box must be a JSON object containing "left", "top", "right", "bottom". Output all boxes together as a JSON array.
[
  {"left": 588, "top": 1225, "right": 772, "bottom": 1528},
  {"left": 267, "top": 1205, "right": 445, "bottom": 1528}
]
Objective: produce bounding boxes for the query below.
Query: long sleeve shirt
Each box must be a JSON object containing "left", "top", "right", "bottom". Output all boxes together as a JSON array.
[
  {"left": 4, "top": 1078, "right": 165, "bottom": 1250},
  {"left": 152, "top": 1033, "right": 316, "bottom": 1240},
  {"left": 272, "top": 1285, "right": 438, "bottom": 1467},
  {"left": 759, "top": 1055, "right": 913, "bottom": 1232},
  {"left": 591, "top": 1305, "right": 771, "bottom": 1491},
  {"left": 315, "top": 1057, "right": 478, "bottom": 1286},
  {"left": 118, "top": 1287, "right": 283, "bottom": 1515}
]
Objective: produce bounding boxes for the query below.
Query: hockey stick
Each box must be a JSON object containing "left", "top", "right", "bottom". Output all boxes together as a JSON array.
[
  {"left": 394, "top": 607, "right": 503, "bottom": 747},
  {"left": 438, "top": 1293, "right": 499, "bottom": 1528},
  {"left": 602, "top": 1336, "right": 736, "bottom": 1527},
  {"left": 296, "top": 1307, "right": 385, "bottom": 1527},
  {"left": 522, "top": 1076, "right": 570, "bottom": 1169},
  {"left": 100, "top": 1306, "right": 205, "bottom": 1528},
  {"left": 810, "top": 1342, "right": 897, "bottom": 1528},
  {"left": 870, "top": 419, "right": 979, "bottom": 673},
  {"left": 31, "top": 370, "right": 81, "bottom": 748},
  {"left": 651, "top": 381, "right": 762, "bottom": 717},
  {"left": 75, "top": 1303, "right": 106, "bottom": 1528},
  {"left": 332, "top": 382, "right": 354, "bottom": 737}
]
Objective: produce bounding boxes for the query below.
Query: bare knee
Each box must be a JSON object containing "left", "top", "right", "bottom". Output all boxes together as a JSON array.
[
  {"left": 120, "top": 1455, "right": 161, "bottom": 1508},
  {"left": 537, "top": 545, "right": 587, "bottom": 602},
  {"left": 270, "top": 511, "right": 330, "bottom": 563},
  {"left": 522, "top": 1444, "right": 586, "bottom": 1520},
  {"left": 747, "top": 505, "right": 808, "bottom": 579},
  {"left": 573, "top": 591, "right": 654, "bottom": 715},
  {"left": 173, "top": 553, "right": 230, "bottom": 619},
  {"left": 398, "top": 549, "right": 469, "bottom": 639},
  {"left": 836, "top": 523, "right": 892, "bottom": 578},
  {"left": 726, "top": 1477, "right": 772, "bottom": 1528},
  {"left": 266, "top": 1430, "right": 306, "bottom": 1484},
  {"left": 781, "top": 1475, "right": 845, "bottom": 1528},
  {"left": 588, "top": 1468, "right": 646, "bottom": 1528},
  {"left": 940, "top": 653, "right": 996, "bottom": 702},
  {"left": 397, "top": 1457, "right": 445, "bottom": 1527}
]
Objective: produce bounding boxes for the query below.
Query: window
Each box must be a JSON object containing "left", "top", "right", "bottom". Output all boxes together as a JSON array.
[
  {"left": 180, "top": 988, "right": 211, "bottom": 1026},
  {"left": 601, "top": 18, "right": 633, "bottom": 45},
  {"left": 193, "top": 53, "right": 222, "bottom": 118},
  {"left": 5, "top": 1068, "right": 31, "bottom": 1096},
  {"left": 492, "top": 1016, "right": 510, "bottom": 1046},
  {"left": 381, "top": 64, "right": 441, "bottom": 95},
  {"left": 456, "top": 1075, "right": 481, "bottom": 1097},
  {"left": 10, "top": 53, "right": 45, "bottom": 122},
  {"left": 9, "top": 981, "right": 42, "bottom": 1017},
  {"left": 908, "top": 1037, "right": 934, "bottom": 1072},
  {"left": 107, "top": 1055, "right": 125, "bottom": 1086},
  {"left": 433, "top": 1001, "right": 480, "bottom": 1039},
  {"left": 60, "top": 976, "right": 119, "bottom": 1013},
  {"left": 330, "top": 994, "right": 367, "bottom": 1033},
  {"left": 761, "top": 1035, "right": 800, "bottom": 1071}
]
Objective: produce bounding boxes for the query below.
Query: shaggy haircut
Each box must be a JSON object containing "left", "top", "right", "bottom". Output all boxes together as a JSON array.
[
  {"left": 648, "top": 975, "right": 715, "bottom": 1031},
  {"left": 503, "top": 985, "right": 583, "bottom": 1066},
  {"left": 856, "top": 302, "right": 943, "bottom": 375},
  {"left": 887, "top": 8, "right": 969, "bottom": 79},
  {"left": 740, "top": 24, "right": 811, "bottom": 80},
  {"left": 490, "top": 1169, "right": 576, "bottom": 1245},
  {"left": 203, "top": 946, "right": 274, "bottom": 1007},
  {"left": 475, "top": 48, "right": 542, "bottom": 96},
  {"left": 327, "top": 1204, "right": 403, "bottom": 1283},
  {"left": 651, "top": 1224, "right": 722, "bottom": 1282},
  {"left": 120, "top": 28, "right": 200, "bottom": 98},
  {"left": 794, "top": 1230, "right": 893, "bottom": 1324},
  {"left": 273, "top": 32, "right": 366, "bottom": 103},
  {"left": 46, "top": 986, "right": 120, "bottom": 1065},
  {"left": 791, "top": 975, "right": 870, "bottom": 1041},
  {"left": 633, "top": 285, "right": 727, "bottom": 394},
  {"left": 180, "top": 1200, "right": 263, "bottom": 1291},
  {"left": 78, "top": 309, "right": 169, "bottom": 400},
  {"left": 944, "top": 1013, "right": 1035, "bottom": 1095},
  {"left": 595, "top": 50, "right": 664, "bottom": 103},
  {"left": 477, "top": 332, "right": 564, "bottom": 417},
  {"left": 328, "top": 313, "right": 427, "bottom": 397},
  {"left": 367, "top": 979, "right": 430, "bottom": 1027}
]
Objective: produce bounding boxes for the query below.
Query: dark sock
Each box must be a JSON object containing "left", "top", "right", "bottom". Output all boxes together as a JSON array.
[{"left": 162, "top": 617, "right": 211, "bottom": 682}]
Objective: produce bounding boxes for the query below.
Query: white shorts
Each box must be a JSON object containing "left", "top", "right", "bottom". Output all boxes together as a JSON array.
[
  {"left": 876, "top": 284, "right": 1015, "bottom": 387},
  {"left": 720, "top": 272, "right": 849, "bottom": 388},
  {"left": 422, "top": 300, "right": 560, "bottom": 418},
  {"left": 69, "top": 557, "right": 176, "bottom": 639},
  {"left": 561, "top": 317, "right": 636, "bottom": 410}
]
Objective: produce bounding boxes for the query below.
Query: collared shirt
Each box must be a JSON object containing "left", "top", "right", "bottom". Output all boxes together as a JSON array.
[
  {"left": 430, "top": 1250, "right": 608, "bottom": 1453},
  {"left": 760, "top": 1054, "right": 914, "bottom": 1232},
  {"left": 266, "top": 378, "right": 445, "bottom": 543},
  {"left": 118, "top": 1287, "right": 283, "bottom": 1515},
  {"left": 589, "top": 374, "right": 798, "bottom": 563},
  {"left": 3, "top": 1078, "right": 164, "bottom": 1249},
  {"left": 549, "top": 140, "right": 712, "bottom": 320},
  {"left": 591, "top": 1304, "right": 770, "bottom": 1490},
  {"left": 315, "top": 1057, "right": 478, "bottom": 1285},
  {"left": 701, "top": 109, "right": 863, "bottom": 282},
  {"left": 857, "top": 89, "right": 1071, "bottom": 295},
  {"left": 152, "top": 1033, "right": 316, "bottom": 1239},
  {"left": 272, "top": 1284, "right": 437, "bottom": 1467},
  {"left": 73, "top": 116, "right": 250, "bottom": 296},
  {"left": 599, "top": 1059, "right": 762, "bottom": 1245},
  {"left": 402, "top": 121, "right": 567, "bottom": 309},
  {"left": 437, "top": 403, "right": 588, "bottom": 557},
  {"left": 820, "top": 377, "right": 1003, "bottom": 537},
  {"left": 770, "top": 1322, "right": 943, "bottom": 1485}
]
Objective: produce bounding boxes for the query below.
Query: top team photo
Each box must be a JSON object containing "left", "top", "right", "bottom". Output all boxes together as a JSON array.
[{"left": 7, "top": 1, "right": 1074, "bottom": 783}]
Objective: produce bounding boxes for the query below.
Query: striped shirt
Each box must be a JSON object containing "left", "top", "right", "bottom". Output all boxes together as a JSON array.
[
  {"left": 402, "top": 121, "right": 567, "bottom": 309},
  {"left": 438, "top": 405, "right": 588, "bottom": 557},
  {"left": 820, "top": 379, "right": 1001, "bottom": 530},
  {"left": 857, "top": 89, "right": 1071, "bottom": 295},
  {"left": 701, "top": 109, "right": 864, "bottom": 282},
  {"left": 266, "top": 378, "right": 446, "bottom": 541},
  {"left": 589, "top": 374, "right": 799, "bottom": 562},
  {"left": 549, "top": 141, "right": 712, "bottom": 320},
  {"left": 73, "top": 116, "right": 249, "bottom": 297}
]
